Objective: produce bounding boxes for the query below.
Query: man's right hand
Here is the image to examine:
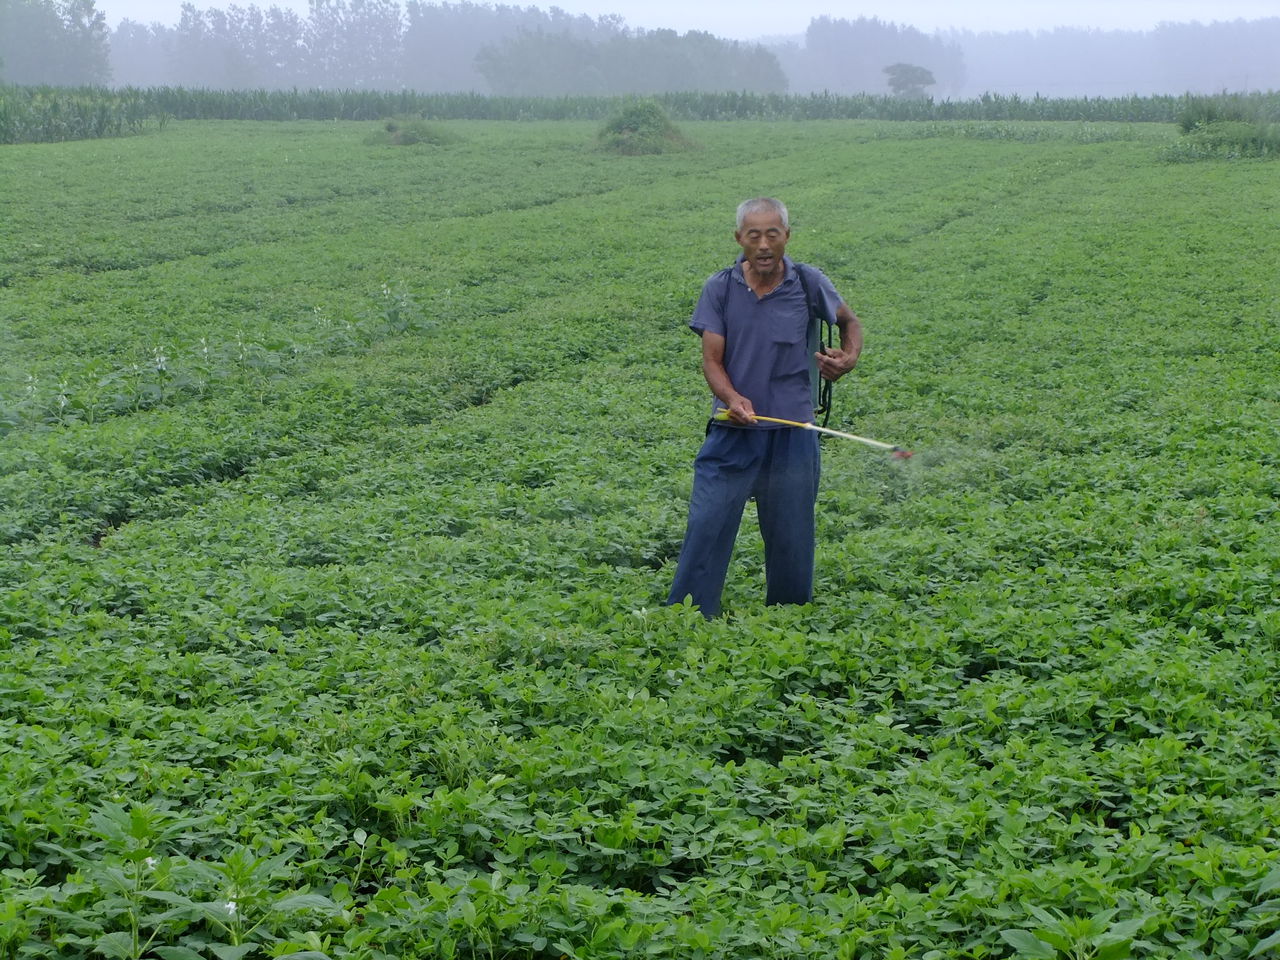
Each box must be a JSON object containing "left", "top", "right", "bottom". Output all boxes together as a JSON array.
[{"left": 724, "top": 395, "right": 756, "bottom": 425}]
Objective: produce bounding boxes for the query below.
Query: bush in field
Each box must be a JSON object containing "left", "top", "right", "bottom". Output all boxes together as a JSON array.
[
  {"left": 1189, "top": 119, "right": 1280, "bottom": 152},
  {"left": 369, "top": 117, "right": 459, "bottom": 146},
  {"left": 1165, "top": 96, "right": 1279, "bottom": 160},
  {"left": 1176, "top": 93, "right": 1259, "bottom": 133},
  {"left": 1167, "top": 93, "right": 1279, "bottom": 159},
  {"left": 598, "top": 99, "right": 692, "bottom": 155}
]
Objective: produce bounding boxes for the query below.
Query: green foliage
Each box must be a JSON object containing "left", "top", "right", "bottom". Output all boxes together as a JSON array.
[
  {"left": 884, "top": 62, "right": 936, "bottom": 99},
  {"left": 2, "top": 118, "right": 1279, "bottom": 957},
  {"left": 598, "top": 98, "right": 692, "bottom": 155}
]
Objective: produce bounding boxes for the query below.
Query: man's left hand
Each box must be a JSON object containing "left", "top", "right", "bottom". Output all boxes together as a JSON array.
[{"left": 816, "top": 347, "right": 858, "bottom": 382}]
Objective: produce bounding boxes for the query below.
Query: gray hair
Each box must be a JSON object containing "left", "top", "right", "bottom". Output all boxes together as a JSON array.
[{"left": 736, "top": 197, "right": 789, "bottom": 231}]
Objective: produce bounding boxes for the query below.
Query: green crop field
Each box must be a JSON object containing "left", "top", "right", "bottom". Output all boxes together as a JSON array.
[{"left": 2, "top": 117, "right": 1279, "bottom": 958}]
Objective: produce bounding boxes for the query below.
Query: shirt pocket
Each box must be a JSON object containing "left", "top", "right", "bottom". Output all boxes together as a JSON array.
[{"left": 770, "top": 314, "right": 811, "bottom": 380}]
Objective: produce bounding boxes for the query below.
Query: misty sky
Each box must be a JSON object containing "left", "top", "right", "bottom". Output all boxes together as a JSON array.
[{"left": 102, "top": 0, "right": 1280, "bottom": 38}]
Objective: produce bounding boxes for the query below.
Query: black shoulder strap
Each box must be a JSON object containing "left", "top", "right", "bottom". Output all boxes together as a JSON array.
[
  {"left": 795, "top": 263, "right": 836, "bottom": 427},
  {"left": 715, "top": 266, "right": 734, "bottom": 320}
]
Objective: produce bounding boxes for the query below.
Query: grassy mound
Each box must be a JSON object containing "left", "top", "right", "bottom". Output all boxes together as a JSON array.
[{"left": 598, "top": 99, "right": 693, "bottom": 155}]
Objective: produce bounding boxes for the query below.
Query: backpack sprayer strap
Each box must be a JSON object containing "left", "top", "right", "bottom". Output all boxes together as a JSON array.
[{"left": 794, "top": 263, "right": 836, "bottom": 429}]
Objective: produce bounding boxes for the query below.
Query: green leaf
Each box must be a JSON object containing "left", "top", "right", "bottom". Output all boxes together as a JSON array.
[
  {"left": 155, "top": 947, "right": 208, "bottom": 960},
  {"left": 94, "top": 933, "right": 136, "bottom": 960},
  {"left": 209, "top": 944, "right": 259, "bottom": 960},
  {"left": 271, "top": 893, "right": 339, "bottom": 915},
  {"left": 1096, "top": 941, "right": 1132, "bottom": 960},
  {"left": 1249, "top": 929, "right": 1280, "bottom": 958},
  {"left": 1258, "top": 865, "right": 1280, "bottom": 897},
  {"left": 1000, "top": 930, "right": 1058, "bottom": 959},
  {"left": 142, "top": 889, "right": 197, "bottom": 909}
]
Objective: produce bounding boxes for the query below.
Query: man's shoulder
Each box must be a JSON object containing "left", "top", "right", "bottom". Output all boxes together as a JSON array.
[
  {"left": 790, "top": 260, "right": 826, "bottom": 280},
  {"left": 699, "top": 265, "right": 737, "bottom": 299},
  {"left": 791, "top": 261, "right": 841, "bottom": 292}
]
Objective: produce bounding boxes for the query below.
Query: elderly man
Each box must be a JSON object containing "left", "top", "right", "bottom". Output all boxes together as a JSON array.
[{"left": 667, "top": 197, "right": 863, "bottom": 618}]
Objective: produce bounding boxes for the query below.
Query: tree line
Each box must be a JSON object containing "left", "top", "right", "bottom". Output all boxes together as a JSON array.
[
  {"left": 3, "top": 0, "right": 793, "bottom": 94},
  {"left": 0, "top": 1, "right": 964, "bottom": 96},
  {"left": 1, "top": 0, "right": 111, "bottom": 85},
  {"left": 3, "top": 0, "right": 1279, "bottom": 98}
]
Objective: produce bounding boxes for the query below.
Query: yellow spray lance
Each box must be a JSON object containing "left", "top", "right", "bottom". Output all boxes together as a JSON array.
[{"left": 714, "top": 410, "right": 914, "bottom": 458}]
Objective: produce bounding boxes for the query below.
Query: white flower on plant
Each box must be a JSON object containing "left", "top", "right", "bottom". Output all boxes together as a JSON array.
[
  {"left": 225, "top": 900, "right": 237, "bottom": 916},
  {"left": 153, "top": 348, "right": 168, "bottom": 372},
  {"left": 145, "top": 857, "right": 158, "bottom": 869}
]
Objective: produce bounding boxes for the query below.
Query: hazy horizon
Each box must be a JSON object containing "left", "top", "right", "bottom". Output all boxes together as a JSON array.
[{"left": 100, "top": 0, "right": 1280, "bottom": 39}]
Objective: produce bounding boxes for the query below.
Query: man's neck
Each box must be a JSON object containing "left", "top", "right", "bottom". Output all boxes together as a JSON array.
[{"left": 742, "top": 257, "right": 786, "bottom": 297}]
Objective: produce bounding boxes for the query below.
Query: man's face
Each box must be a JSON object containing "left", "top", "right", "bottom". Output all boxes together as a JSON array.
[{"left": 735, "top": 209, "right": 790, "bottom": 279}]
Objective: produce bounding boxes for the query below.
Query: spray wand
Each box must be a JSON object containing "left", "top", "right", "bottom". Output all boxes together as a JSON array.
[{"left": 714, "top": 410, "right": 913, "bottom": 459}]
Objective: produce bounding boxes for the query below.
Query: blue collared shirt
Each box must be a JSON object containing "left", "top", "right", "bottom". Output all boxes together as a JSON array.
[{"left": 690, "top": 255, "right": 844, "bottom": 426}]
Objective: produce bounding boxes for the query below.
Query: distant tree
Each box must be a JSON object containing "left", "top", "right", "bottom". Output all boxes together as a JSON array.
[
  {"left": 613, "top": 30, "right": 786, "bottom": 94},
  {"left": 110, "top": 19, "right": 175, "bottom": 86},
  {"left": 243, "top": 6, "right": 309, "bottom": 86},
  {"left": 57, "top": 0, "right": 109, "bottom": 80},
  {"left": 168, "top": 3, "right": 242, "bottom": 87},
  {"left": 477, "top": 27, "right": 786, "bottom": 96},
  {"left": 0, "top": 0, "right": 61, "bottom": 83},
  {"left": 779, "top": 16, "right": 964, "bottom": 96},
  {"left": 304, "top": 0, "right": 403, "bottom": 89},
  {"left": 476, "top": 30, "right": 599, "bottom": 96},
  {"left": 401, "top": 0, "right": 490, "bottom": 92},
  {"left": 401, "top": 2, "right": 618, "bottom": 92},
  {"left": 153, "top": 0, "right": 392, "bottom": 89},
  {"left": 884, "top": 62, "right": 934, "bottom": 98},
  {"left": 0, "top": 0, "right": 110, "bottom": 84}
]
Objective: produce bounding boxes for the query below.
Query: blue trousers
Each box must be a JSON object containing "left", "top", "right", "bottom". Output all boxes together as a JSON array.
[{"left": 667, "top": 425, "right": 820, "bottom": 618}]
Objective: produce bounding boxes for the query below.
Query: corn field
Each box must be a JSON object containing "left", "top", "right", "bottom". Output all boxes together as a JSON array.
[
  {"left": 4, "top": 84, "right": 1280, "bottom": 144},
  {"left": 0, "top": 87, "right": 164, "bottom": 144}
]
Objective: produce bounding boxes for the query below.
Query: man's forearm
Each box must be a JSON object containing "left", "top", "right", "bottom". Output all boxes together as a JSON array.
[
  {"left": 838, "top": 306, "right": 863, "bottom": 360},
  {"left": 703, "top": 358, "right": 743, "bottom": 409}
]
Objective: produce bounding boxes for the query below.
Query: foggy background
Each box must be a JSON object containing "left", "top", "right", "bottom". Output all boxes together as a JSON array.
[{"left": 2, "top": 0, "right": 1278, "bottom": 98}]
